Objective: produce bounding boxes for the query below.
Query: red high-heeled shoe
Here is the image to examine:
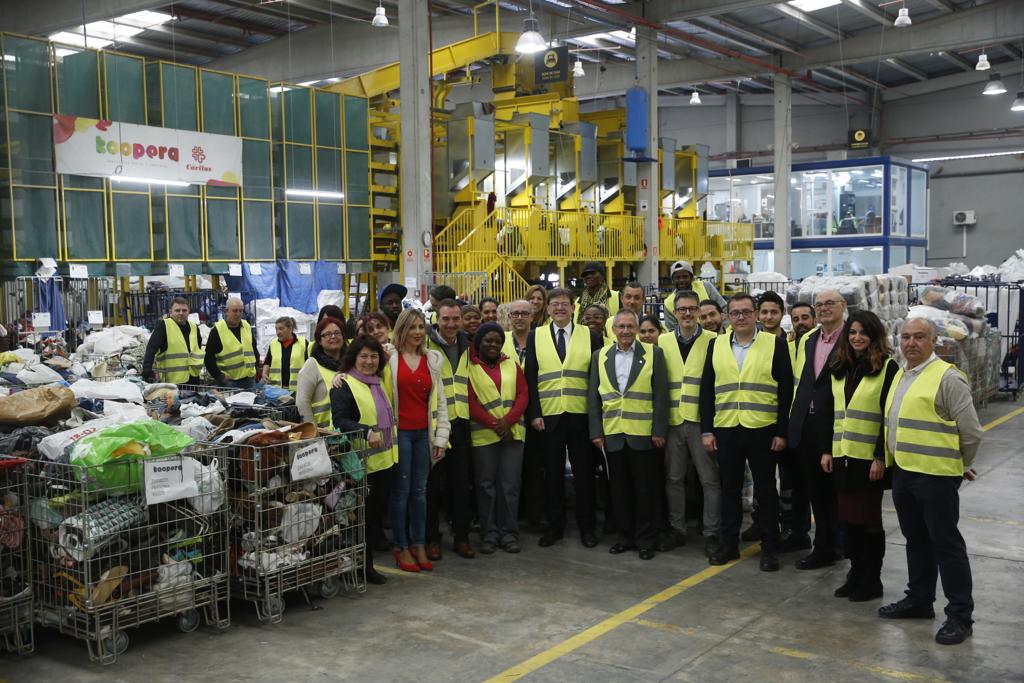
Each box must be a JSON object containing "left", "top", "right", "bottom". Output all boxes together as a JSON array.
[
  {"left": 411, "top": 545, "right": 433, "bottom": 571},
  {"left": 392, "top": 547, "right": 420, "bottom": 573}
]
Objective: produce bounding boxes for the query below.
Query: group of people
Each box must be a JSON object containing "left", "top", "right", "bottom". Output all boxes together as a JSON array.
[{"left": 143, "top": 260, "right": 983, "bottom": 646}]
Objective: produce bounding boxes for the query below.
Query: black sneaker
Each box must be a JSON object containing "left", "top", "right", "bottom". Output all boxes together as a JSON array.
[
  {"left": 741, "top": 525, "right": 761, "bottom": 542},
  {"left": 759, "top": 546, "right": 780, "bottom": 572},
  {"left": 708, "top": 544, "right": 740, "bottom": 566},
  {"left": 935, "top": 619, "right": 972, "bottom": 645},
  {"left": 878, "top": 597, "right": 935, "bottom": 620}
]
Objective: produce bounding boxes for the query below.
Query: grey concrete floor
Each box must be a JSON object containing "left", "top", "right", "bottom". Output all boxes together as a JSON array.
[{"left": 5, "top": 401, "right": 1024, "bottom": 683}]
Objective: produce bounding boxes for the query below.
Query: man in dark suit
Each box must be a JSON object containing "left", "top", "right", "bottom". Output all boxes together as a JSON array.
[
  {"left": 787, "top": 288, "right": 847, "bottom": 568},
  {"left": 524, "top": 287, "right": 605, "bottom": 548},
  {"left": 588, "top": 308, "right": 669, "bottom": 560}
]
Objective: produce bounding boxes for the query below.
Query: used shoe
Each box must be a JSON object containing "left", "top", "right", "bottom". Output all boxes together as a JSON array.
[
  {"left": 502, "top": 540, "right": 521, "bottom": 554},
  {"left": 708, "top": 544, "right": 740, "bottom": 566},
  {"left": 454, "top": 542, "right": 476, "bottom": 559},
  {"left": 777, "top": 533, "right": 812, "bottom": 553},
  {"left": 580, "top": 531, "right": 599, "bottom": 548},
  {"left": 538, "top": 530, "right": 564, "bottom": 547},
  {"left": 638, "top": 548, "right": 655, "bottom": 560},
  {"left": 366, "top": 567, "right": 388, "bottom": 585},
  {"left": 878, "top": 598, "right": 935, "bottom": 620},
  {"left": 760, "top": 547, "right": 780, "bottom": 572},
  {"left": 479, "top": 541, "right": 497, "bottom": 555},
  {"left": 796, "top": 551, "right": 837, "bottom": 571},
  {"left": 704, "top": 535, "right": 720, "bottom": 558},
  {"left": 834, "top": 569, "right": 856, "bottom": 598},
  {"left": 608, "top": 542, "right": 636, "bottom": 555},
  {"left": 741, "top": 524, "right": 761, "bottom": 542},
  {"left": 656, "top": 531, "right": 686, "bottom": 552},
  {"left": 848, "top": 580, "right": 883, "bottom": 602},
  {"left": 935, "top": 619, "right": 972, "bottom": 645},
  {"left": 426, "top": 543, "right": 443, "bottom": 562}
]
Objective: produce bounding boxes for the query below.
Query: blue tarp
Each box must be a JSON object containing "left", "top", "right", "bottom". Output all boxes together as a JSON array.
[
  {"left": 313, "top": 261, "right": 342, "bottom": 293},
  {"left": 224, "top": 263, "right": 280, "bottom": 305},
  {"left": 34, "top": 277, "right": 66, "bottom": 333},
  {"left": 277, "top": 260, "right": 318, "bottom": 313}
]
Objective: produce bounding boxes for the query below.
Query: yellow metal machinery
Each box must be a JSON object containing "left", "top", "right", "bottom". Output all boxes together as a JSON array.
[{"left": 330, "top": 2, "right": 753, "bottom": 298}]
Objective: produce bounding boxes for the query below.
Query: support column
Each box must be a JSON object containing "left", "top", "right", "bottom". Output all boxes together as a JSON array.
[
  {"left": 636, "top": 26, "right": 660, "bottom": 289},
  {"left": 725, "top": 92, "right": 739, "bottom": 170},
  {"left": 399, "top": 0, "right": 432, "bottom": 298},
  {"left": 772, "top": 74, "right": 792, "bottom": 277}
]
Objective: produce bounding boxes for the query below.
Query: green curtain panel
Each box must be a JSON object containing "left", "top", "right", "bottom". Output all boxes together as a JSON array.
[
  {"left": 286, "top": 203, "right": 315, "bottom": 259},
  {"left": 346, "top": 206, "right": 371, "bottom": 260},
  {"left": 343, "top": 96, "right": 369, "bottom": 151},
  {"left": 243, "top": 201, "right": 275, "bottom": 261},
  {"left": 64, "top": 190, "right": 107, "bottom": 260},
  {"left": 12, "top": 188, "right": 59, "bottom": 259},
  {"left": 318, "top": 204, "right": 343, "bottom": 260},
  {"left": 105, "top": 53, "right": 146, "bottom": 124},
  {"left": 57, "top": 49, "right": 100, "bottom": 118},
  {"left": 206, "top": 198, "right": 240, "bottom": 260},
  {"left": 111, "top": 193, "right": 152, "bottom": 259},
  {"left": 2, "top": 36, "right": 51, "bottom": 113},
  {"left": 239, "top": 77, "right": 270, "bottom": 139},
  {"left": 165, "top": 195, "right": 203, "bottom": 261},
  {"left": 201, "top": 70, "right": 235, "bottom": 135}
]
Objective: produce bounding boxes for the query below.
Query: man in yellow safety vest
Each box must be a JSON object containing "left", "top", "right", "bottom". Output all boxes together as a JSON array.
[
  {"left": 663, "top": 260, "right": 726, "bottom": 333},
  {"left": 878, "top": 318, "right": 982, "bottom": 646},
  {"left": 204, "top": 297, "right": 259, "bottom": 388},
  {"left": 142, "top": 297, "right": 204, "bottom": 386}
]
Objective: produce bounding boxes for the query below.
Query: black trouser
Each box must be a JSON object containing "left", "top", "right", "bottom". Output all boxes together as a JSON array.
[
  {"left": 892, "top": 466, "right": 974, "bottom": 624},
  {"left": 796, "top": 419, "right": 839, "bottom": 554},
  {"left": 606, "top": 445, "right": 661, "bottom": 550},
  {"left": 365, "top": 467, "right": 392, "bottom": 570},
  {"left": 519, "top": 426, "right": 545, "bottom": 525},
  {"left": 427, "top": 419, "right": 472, "bottom": 544},
  {"left": 541, "top": 412, "right": 596, "bottom": 534},
  {"left": 779, "top": 448, "right": 807, "bottom": 535},
  {"left": 718, "top": 425, "right": 780, "bottom": 547}
]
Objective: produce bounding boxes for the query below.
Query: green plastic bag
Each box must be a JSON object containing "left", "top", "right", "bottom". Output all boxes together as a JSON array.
[{"left": 71, "top": 419, "right": 196, "bottom": 494}]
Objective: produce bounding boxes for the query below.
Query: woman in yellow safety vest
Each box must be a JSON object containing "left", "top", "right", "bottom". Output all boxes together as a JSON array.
[
  {"left": 582, "top": 303, "right": 610, "bottom": 342},
  {"left": 296, "top": 316, "right": 346, "bottom": 429},
  {"left": 331, "top": 335, "right": 397, "bottom": 587},
  {"left": 821, "top": 310, "right": 899, "bottom": 603},
  {"left": 357, "top": 311, "right": 394, "bottom": 356},
  {"left": 262, "top": 316, "right": 310, "bottom": 392},
  {"left": 467, "top": 322, "right": 528, "bottom": 554}
]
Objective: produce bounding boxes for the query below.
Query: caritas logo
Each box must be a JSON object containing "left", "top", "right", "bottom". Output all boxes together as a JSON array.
[{"left": 187, "top": 145, "right": 211, "bottom": 172}]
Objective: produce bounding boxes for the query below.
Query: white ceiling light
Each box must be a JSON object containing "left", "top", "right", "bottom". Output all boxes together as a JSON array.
[
  {"left": 982, "top": 73, "right": 1007, "bottom": 95},
  {"left": 372, "top": 2, "right": 388, "bottom": 27},
  {"left": 894, "top": 7, "right": 911, "bottom": 28},
  {"left": 1011, "top": 92, "right": 1024, "bottom": 112},
  {"left": 689, "top": 91, "right": 701, "bottom": 105},
  {"left": 975, "top": 53, "right": 991, "bottom": 71},
  {"left": 111, "top": 175, "right": 189, "bottom": 187},
  {"left": 286, "top": 189, "right": 345, "bottom": 199},
  {"left": 787, "top": 0, "right": 840, "bottom": 11},
  {"left": 572, "top": 59, "right": 585, "bottom": 78},
  {"left": 911, "top": 150, "right": 1024, "bottom": 163},
  {"left": 515, "top": 14, "right": 547, "bottom": 54}
]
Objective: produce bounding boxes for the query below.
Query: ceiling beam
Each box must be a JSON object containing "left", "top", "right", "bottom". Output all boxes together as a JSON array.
[
  {"left": 693, "top": 15, "right": 801, "bottom": 56},
  {"left": 810, "top": 69, "right": 866, "bottom": 91},
  {"left": 166, "top": 5, "right": 288, "bottom": 36},
  {"left": 882, "top": 64, "right": 1023, "bottom": 101},
  {"left": 936, "top": 50, "right": 974, "bottom": 73},
  {"left": 650, "top": 0, "right": 783, "bottom": 23},
  {"left": 210, "top": 0, "right": 324, "bottom": 26},
  {"left": 111, "top": 35, "right": 219, "bottom": 61},
  {"left": 840, "top": 0, "right": 889, "bottom": 26},
  {"left": 143, "top": 22, "right": 254, "bottom": 49},
  {"left": 1003, "top": 43, "right": 1023, "bottom": 59},
  {"left": 883, "top": 58, "right": 929, "bottom": 81},
  {"left": 825, "top": 66, "right": 885, "bottom": 90},
  {"left": 684, "top": 20, "right": 773, "bottom": 57},
  {"left": 919, "top": 0, "right": 956, "bottom": 12},
  {"left": 771, "top": 3, "right": 846, "bottom": 42}
]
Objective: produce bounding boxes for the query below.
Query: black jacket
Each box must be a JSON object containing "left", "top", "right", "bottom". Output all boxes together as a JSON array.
[
  {"left": 142, "top": 319, "right": 201, "bottom": 380},
  {"left": 699, "top": 333, "right": 793, "bottom": 437},
  {"left": 789, "top": 327, "right": 842, "bottom": 451},
  {"left": 524, "top": 322, "right": 604, "bottom": 428}
]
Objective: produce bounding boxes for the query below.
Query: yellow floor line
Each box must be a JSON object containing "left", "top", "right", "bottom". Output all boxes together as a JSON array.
[
  {"left": 981, "top": 405, "right": 1024, "bottom": 432},
  {"left": 483, "top": 544, "right": 760, "bottom": 682},
  {"left": 377, "top": 565, "right": 428, "bottom": 578}
]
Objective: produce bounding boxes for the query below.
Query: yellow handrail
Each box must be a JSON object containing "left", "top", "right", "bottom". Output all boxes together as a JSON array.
[{"left": 660, "top": 217, "right": 754, "bottom": 263}]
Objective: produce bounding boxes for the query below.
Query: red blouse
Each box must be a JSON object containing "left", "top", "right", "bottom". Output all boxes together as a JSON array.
[{"left": 397, "top": 353, "right": 432, "bottom": 430}]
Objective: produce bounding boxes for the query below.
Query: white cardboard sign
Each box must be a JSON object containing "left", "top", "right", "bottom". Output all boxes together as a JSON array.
[
  {"left": 87, "top": 310, "right": 104, "bottom": 325},
  {"left": 32, "top": 312, "right": 51, "bottom": 330},
  {"left": 168, "top": 263, "right": 185, "bottom": 277},
  {"left": 69, "top": 264, "right": 88, "bottom": 279},
  {"left": 290, "top": 439, "right": 332, "bottom": 481},
  {"left": 145, "top": 456, "right": 198, "bottom": 504}
]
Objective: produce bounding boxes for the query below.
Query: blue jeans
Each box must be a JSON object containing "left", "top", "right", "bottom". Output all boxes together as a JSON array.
[{"left": 389, "top": 428, "right": 431, "bottom": 549}]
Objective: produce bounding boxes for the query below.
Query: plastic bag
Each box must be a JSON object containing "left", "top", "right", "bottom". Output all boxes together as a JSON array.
[
  {"left": 0, "top": 385, "right": 77, "bottom": 426},
  {"left": 70, "top": 420, "right": 196, "bottom": 493},
  {"left": 188, "top": 457, "right": 225, "bottom": 515}
]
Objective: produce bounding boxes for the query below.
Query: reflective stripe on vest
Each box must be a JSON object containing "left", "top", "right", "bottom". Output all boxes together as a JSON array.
[
  {"left": 597, "top": 341, "right": 655, "bottom": 437},
  {"left": 214, "top": 319, "right": 257, "bottom": 380},
  {"left": 156, "top": 318, "right": 203, "bottom": 384},
  {"left": 345, "top": 376, "right": 398, "bottom": 473},
  {"left": 310, "top": 361, "right": 336, "bottom": 430},
  {"left": 468, "top": 358, "right": 525, "bottom": 447},
  {"left": 712, "top": 331, "right": 779, "bottom": 429},
  {"left": 884, "top": 359, "right": 963, "bottom": 476},
  {"left": 658, "top": 329, "right": 712, "bottom": 426},
  {"left": 267, "top": 336, "right": 309, "bottom": 391},
  {"left": 831, "top": 358, "right": 891, "bottom": 461},
  {"left": 428, "top": 339, "right": 470, "bottom": 420},
  {"left": 535, "top": 324, "right": 591, "bottom": 416}
]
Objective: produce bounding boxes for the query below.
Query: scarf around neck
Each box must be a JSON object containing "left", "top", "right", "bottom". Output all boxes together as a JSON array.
[{"left": 347, "top": 368, "right": 395, "bottom": 445}]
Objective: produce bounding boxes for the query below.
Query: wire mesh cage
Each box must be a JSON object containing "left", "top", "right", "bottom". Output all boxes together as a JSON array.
[
  {"left": 219, "top": 429, "right": 367, "bottom": 623},
  {"left": 28, "top": 443, "right": 231, "bottom": 664},
  {"left": 0, "top": 456, "right": 33, "bottom": 656}
]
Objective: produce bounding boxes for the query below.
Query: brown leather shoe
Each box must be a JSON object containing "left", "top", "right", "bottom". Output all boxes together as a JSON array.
[
  {"left": 454, "top": 541, "right": 476, "bottom": 559},
  {"left": 426, "top": 542, "right": 443, "bottom": 561}
]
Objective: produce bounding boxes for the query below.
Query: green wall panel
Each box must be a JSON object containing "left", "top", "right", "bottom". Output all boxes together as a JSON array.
[
  {"left": 111, "top": 193, "right": 151, "bottom": 259},
  {"left": 243, "top": 140, "right": 272, "bottom": 200},
  {"left": 206, "top": 198, "right": 239, "bottom": 260},
  {"left": 201, "top": 71, "right": 235, "bottom": 135},
  {"left": 64, "top": 191, "right": 107, "bottom": 260},
  {"left": 283, "top": 89, "right": 311, "bottom": 144},
  {"left": 343, "top": 96, "right": 368, "bottom": 150},
  {"left": 346, "top": 206, "right": 370, "bottom": 260},
  {"left": 243, "top": 202, "right": 274, "bottom": 260},
  {"left": 318, "top": 204, "right": 343, "bottom": 260},
  {"left": 2, "top": 36, "right": 51, "bottom": 112},
  {"left": 345, "top": 151, "right": 370, "bottom": 205},
  {"left": 105, "top": 54, "right": 145, "bottom": 124},
  {"left": 12, "top": 188, "right": 59, "bottom": 259},
  {"left": 317, "top": 149, "right": 342, "bottom": 193},
  {"left": 286, "top": 203, "right": 315, "bottom": 259},
  {"left": 161, "top": 63, "right": 198, "bottom": 131},
  {"left": 8, "top": 112, "right": 54, "bottom": 186},
  {"left": 315, "top": 91, "right": 341, "bottom": 148},
  {"left": 57, "top": 50, "right": 100, "bottom": 118},
  {"left": 285, "top": 144, "right": 313, "bottom": 189},
  {"left": 166, "top": 195, "right": 202, "bottom": 260},
  {"left": 239, "top": 77, "right": 269, "bottom": 139}
]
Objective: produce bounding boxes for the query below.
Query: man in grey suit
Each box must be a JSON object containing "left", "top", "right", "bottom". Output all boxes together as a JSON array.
[{"left": 589, "top": 307, "right": 669, "bottom": 560}]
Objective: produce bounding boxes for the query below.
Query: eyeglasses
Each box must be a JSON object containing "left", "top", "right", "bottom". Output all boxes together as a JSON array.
[
  {"left": 549, "top": 301, "right": 571, "bottom": 309},
  {"left": 675, "top": 306, "right": 698, "bottom": 314},
  {"left": 814, "top": 300, "right": 841, "bottom": 310},
  {"left": 320, "top": 331, "right": 344, "bottom": 339},
  {"left": 728, "top": 309, "right": 755, "bottom": 319},
  {"left": 510, "top": 311, "right": 532, "bottom": 318}
]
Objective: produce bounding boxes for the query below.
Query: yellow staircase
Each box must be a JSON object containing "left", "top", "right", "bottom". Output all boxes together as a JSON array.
[{"left": 434, "top": 208, "right": 531, "bottom": 302}]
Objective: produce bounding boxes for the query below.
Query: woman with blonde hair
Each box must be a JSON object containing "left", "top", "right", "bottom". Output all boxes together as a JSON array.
[
  {"left": 526, "top": 284, "right": 548, "bottom": 329},
  {"left": 387, "top": 309, "right": 451, "bottom": 572}
]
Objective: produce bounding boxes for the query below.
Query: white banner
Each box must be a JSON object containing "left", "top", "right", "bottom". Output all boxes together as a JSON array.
[{"left": 53, "top": 115, "right": 243, "bottom": 187}]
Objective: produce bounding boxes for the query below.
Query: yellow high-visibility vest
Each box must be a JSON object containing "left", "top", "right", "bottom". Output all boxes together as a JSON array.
[
  {"left": 831, "top": 358, "right": 892, "bottom": 461},
  {"left": 267, "top": 336, "right": 310, "bottom": 391},
  {"left": 884, "top": 359, "right": 963, "bottom": 476},
  {"left": 467, "top": 358, "right": 525, "bottom": 447},
  {"left": 156, "top": 318, "right": 204, "bottom": 384},
  {"left": 501, "top": 331, "right": 527, "bottom": 367},
  {"left": 711, "top": 332, "right": 779, "bottom": 429},
  {"left": 664, "top": 280, "right": 709, "bottom": 315},
  {"left": 574, "top": 288, "right": 619, "bottom": 322},
  {"left": 596, "top": 341, "right": 655, "bottom": 436},
  {"left": 535, "top": 323, "right": 591, "bottom": 416},
  {"left": 344, "top": 376, "right": 398, "bottom": 473},
  {"left": 658, "top": 328, "right": 713, "bottom": 426},
  {"left": 309, "top": 360, "right": 336, "bottom": 430},
  {"left": 428, "top": 339, "right": 470, "bottom": 420},
  {"left": 213, "top": 320, "right": 256, "bottom": 380}
]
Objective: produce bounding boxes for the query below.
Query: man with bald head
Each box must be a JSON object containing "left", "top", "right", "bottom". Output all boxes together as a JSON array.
[
  {"left": 204, "top": 297, "right": 259, "bottom": 387},
  {"left": 878, "top": 318, "right": 981, "bottom": 645},
  {"left": 786, "top": 289, "right": 847, "bottom": 568}
]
